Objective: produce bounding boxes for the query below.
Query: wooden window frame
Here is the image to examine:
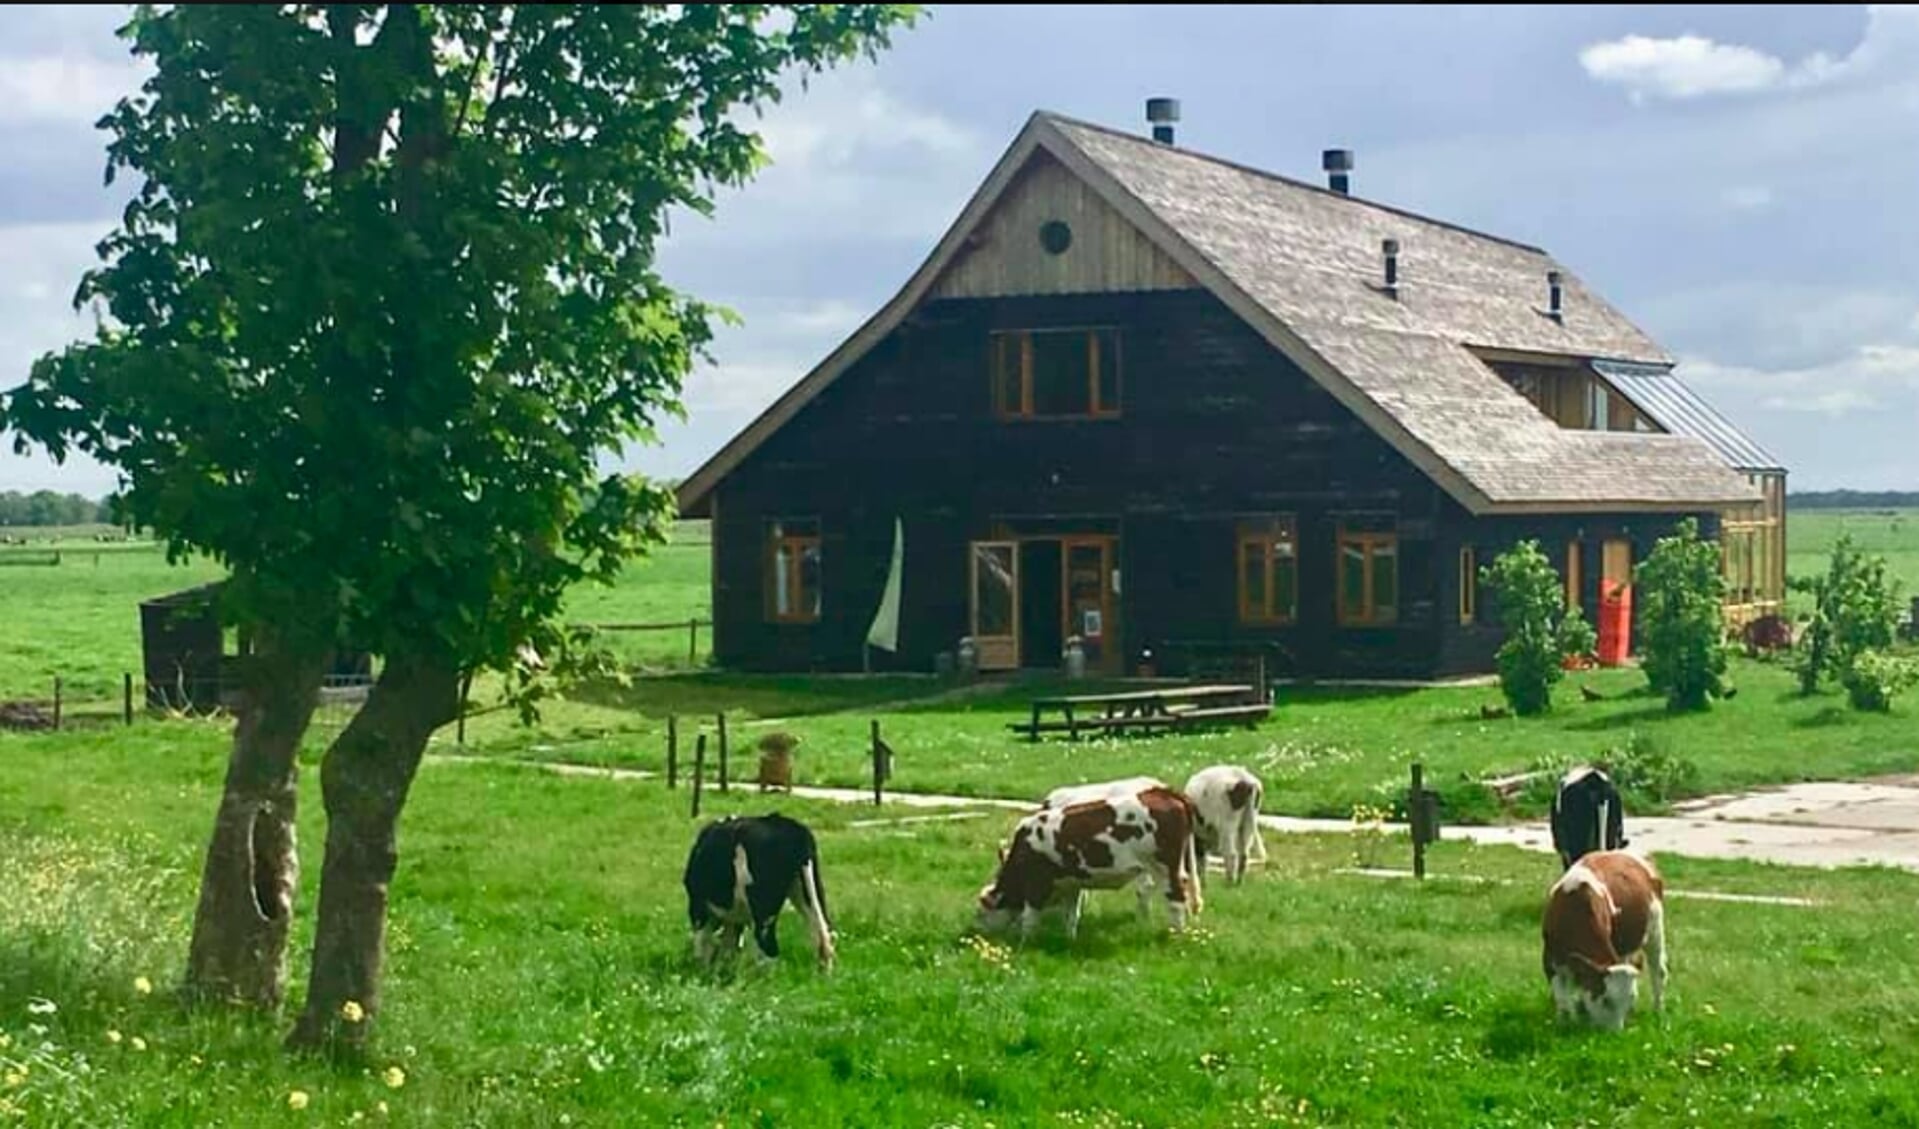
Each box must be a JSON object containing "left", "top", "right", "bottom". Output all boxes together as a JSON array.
[
  {"left": 1335, "top": 517, "right": 1399, "bottom": 628},
  {"left": 1459, "top": 545, "right": 1477, "bottom": 625},
  {"left": 1237, "top": 516, "right": 1299, "bottom": 626},
  {"left": 765, "top": 518, "right": 822, "bottom": 625},
  {"left": 990, "top": 327, "right": 1122, "bottom": 421}
]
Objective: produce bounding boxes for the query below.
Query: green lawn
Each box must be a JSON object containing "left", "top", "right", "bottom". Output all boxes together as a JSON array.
[
  {"left": 445, "top": 656, "right": 1917, "bottom": 824},
  {"left": 6, "top": 727, "right": 1919, "bottom": 1126}
]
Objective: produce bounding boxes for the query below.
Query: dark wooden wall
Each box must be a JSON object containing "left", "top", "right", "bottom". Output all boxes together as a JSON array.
[{"left": 709, "top": 287, "right": 1711, "bottom": 680}]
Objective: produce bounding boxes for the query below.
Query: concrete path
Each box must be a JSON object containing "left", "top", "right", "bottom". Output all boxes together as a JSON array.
[{"left": 429, "top": 755, "right": 1919, "bottom": 875}]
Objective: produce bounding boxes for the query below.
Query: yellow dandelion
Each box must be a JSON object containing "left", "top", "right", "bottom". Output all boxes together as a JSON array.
[
  {"left": 382, "top": 1066, "right": 406, "bottom": 1090},
  {"left": 375, "top": 1101, "right": 389, "bottom": 1117},
  {"left": 130, "top": 1036, "right": 147, "bottom": 1052},
  {"left": 106, "top": 1030, "right": 123, "bottom": 1045},
  {"left": 133, "top": 976, "right": 153, "bottom": 996},
  {"left": 341, "top": 1001, "right": 366, "bottom": 1024},
  {"left": 287, "top": 1090, "right": 310, "bottom": 1111}
]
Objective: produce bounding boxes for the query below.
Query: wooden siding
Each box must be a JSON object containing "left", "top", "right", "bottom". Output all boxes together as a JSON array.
[
  {"left": 931, "top": 151, "right": 1196, "bottom": 300},
  {"left": 713, "top": 289, "right": 1458, "bottom": 679}
]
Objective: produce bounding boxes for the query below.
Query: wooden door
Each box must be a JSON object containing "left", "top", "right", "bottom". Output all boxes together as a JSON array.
[
  {"left": 970, "top": 541, "right": 1020, "bottom": 671},
  {"left": 1602, "top": 539, "right": 1632, "bottom": 596},
  {"left": 1061, "top": 537, "right": 1117, "bottom": 674}
]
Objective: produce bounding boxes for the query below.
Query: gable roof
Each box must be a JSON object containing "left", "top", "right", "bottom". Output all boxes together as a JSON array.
[{"left": 677, "top": 111, "right": 1764, "bottom": 517}]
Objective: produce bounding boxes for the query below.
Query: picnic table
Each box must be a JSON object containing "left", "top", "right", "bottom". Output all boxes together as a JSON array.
[{"left": 1008, "top": 683, "right": 1271, "bottom": 741}]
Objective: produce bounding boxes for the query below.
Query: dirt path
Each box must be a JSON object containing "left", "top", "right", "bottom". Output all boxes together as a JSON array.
[{"left": 428, "top": 755, "right": 1919, "bottom": 875}]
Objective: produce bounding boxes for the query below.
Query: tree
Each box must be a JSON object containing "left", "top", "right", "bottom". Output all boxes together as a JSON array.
[
  {"left": 1480, "top": 540, "right": 1596, "bottom": 716},
  {"left": 1635, "top": 518, "right": 1731, "bottom": 712},
  {"left": 2, "top": 4, "right": 917, "bottom": 1052},
  {"left": 1791, "top": 534, "right": 1902, "bottom": 697}
]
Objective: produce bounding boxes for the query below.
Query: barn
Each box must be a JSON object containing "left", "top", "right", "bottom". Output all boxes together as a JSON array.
[{"left": 675, "top": 103, "right": 1784, "bottom": 680}]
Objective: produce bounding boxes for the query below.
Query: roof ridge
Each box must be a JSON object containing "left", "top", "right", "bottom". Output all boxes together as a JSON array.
[{"left": 1035, "top": 110, "right": 1550, "bottom": 257}]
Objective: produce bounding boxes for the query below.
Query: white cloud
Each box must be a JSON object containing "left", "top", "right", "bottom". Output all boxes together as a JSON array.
[
  {"left": 0, "top": 55, "right": 144, "bottom": 123},
  {"left": 1578, "top": 35, "right": 1789, "bottom": 102},
  {"left": 1721, "top": 184, "right": 1773, "bottom": 211},
  {"left": 774, "top": 300, "right": 866, "bottom": 336},
  {"left": 1578, "top": 7, "right": 1919, "bottom": 104},
  {"left": 1760, "top": 388, "right": 1877, "bottom": 415},
  {"left": 1682, "top": 341, "right": 1919, "bottom": 418}
]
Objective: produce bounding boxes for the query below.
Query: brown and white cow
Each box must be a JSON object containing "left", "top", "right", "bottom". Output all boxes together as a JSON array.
[
  {"left": 1183, "top": 765, "right": 1267, "bottom": 886},
  {"left": 977, "top": 785, "right": 1202, "bottom": 941},
  {"left": 1541, "top": 849, "right": 1667, "bottom": 1030}
]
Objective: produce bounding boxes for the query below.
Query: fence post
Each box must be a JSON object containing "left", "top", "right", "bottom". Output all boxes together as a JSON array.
[
  {"left": 666, "top": 715, "right": 678, "bottom": 789},
  {"left": 123, "top": 672, "right": 133, "bottom": 726},
  {"left": 689, "top": 618, "right": 698, "bottom": 664},
  {"left": 692, "top": 734, "right": 706, "bottom": 819},
  {"left": 717, "top": 713, "right": 729, "bottom": 793},
  {"left": 456, "top": 672, "right": 473, "bottom": 747},
  {"left": 1411, "top": 762, "right": 1427, "bottom": 881},
  {"left": 871, "top": 719, "right": 883, "bottom": 807},
  {"left": 53, "top": 677, "right": 62, "bottom": 731}
]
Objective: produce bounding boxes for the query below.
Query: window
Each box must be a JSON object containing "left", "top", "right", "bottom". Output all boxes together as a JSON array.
[
  {"left": 1237, "top": 517, "right": 1298, "bottom": 625},
  {"left": 1585, "top": 381, "right": 1611, "bottom": 431},
  {"left": 766, "top": 518, "right": 821, "bottom": 623},
  {"left": 1336, "top": 515, "right": 1398, "bottom": 627},
  {"left": 1565, "top": 539, "right": 1583, "bottom": 610},
  {"left": 991, "top": 328, "right": 1120, "bottom": 419},
  {"left": 1459, "top": 546, "right": 1477, "bottom": 625}
]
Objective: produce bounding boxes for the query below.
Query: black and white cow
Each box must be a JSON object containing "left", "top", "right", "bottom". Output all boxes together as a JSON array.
[
  {"left": 683, "top": 813, "right": 836, "bottom": 971},
  {"left": 1551, "top": 766, "right": 1628, "bottom": 870}
]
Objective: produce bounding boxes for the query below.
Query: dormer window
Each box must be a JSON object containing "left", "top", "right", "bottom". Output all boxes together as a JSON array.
[{"left": 991, "top": 328, "right": 1121, "bottom": 420}]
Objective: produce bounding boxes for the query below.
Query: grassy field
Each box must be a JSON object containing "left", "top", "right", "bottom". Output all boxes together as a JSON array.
[
  {"left": 1787, "top": 508, "right": 1919, "bottom": 608},
  {"left": 6, "top": 727, "right": 1919, "bottom": 1126},
  {"left": 443, "top": 655, "right": 1917, "bottom": 824}
]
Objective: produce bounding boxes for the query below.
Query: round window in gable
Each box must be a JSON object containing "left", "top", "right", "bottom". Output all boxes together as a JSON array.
[{"left": 1039, "top": 220, "right": 1073, "bottom": 256}]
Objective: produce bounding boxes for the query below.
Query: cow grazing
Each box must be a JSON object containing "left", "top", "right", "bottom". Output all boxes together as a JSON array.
[
  {"left": 1183, "top": 765, "right": 1268, "bottom": 885},
  {"left": 977, "top": 786, "right": 1202, "bottom": 941},
  {"left": 1041, "top": 775, "right": 1167, "bottom": 812},
  {"left": 1551, "top": 765, "right": 1628, "bottom": 870},
  {"left": 1541, "top": 849, "right": 1667, "bottom": 1030},
  {"left": 683, "top": 813, "right": 835, "bottom": 971}
]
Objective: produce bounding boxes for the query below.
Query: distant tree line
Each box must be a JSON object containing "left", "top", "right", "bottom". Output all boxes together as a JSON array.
[
  {"left": 0, "top": 490, "right": 115, "bottom": 527},
  {"left": 1789, "top": 490, "right": 1919, "bottom": 510}
]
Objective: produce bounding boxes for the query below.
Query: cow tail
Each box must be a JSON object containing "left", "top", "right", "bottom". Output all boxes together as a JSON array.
[
  {"left": 1247, "top": 780, "right": 1269, "bottom": 862},
  {"left": 1181, "top": 795, "right": 1204, "bottom": 915}
]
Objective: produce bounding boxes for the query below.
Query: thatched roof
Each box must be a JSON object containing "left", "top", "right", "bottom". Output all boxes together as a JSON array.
[{"left": 678, "top": 111, "right": 1767, "bottom": 516}]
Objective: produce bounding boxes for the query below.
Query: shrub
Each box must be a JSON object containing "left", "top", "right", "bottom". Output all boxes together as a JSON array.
[
  {"left": 1842, "top": 650, "right": 1919, "bottom": 713},
  {"left": 1601, "top": 731, "right": 1701, "bottom": 809},
  {"left": 1636, "top": 518, "right": 1730, "bottom": 712},
  {"left": 1480, "top": 540, "right": 1595, "bottom": 716},
  {"left": 1792, "top": 535, "right": 1904, "bottom": 701}
]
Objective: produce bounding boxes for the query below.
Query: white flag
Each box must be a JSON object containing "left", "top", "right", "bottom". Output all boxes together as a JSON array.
[{"left": 866, "top": 517, "right": 904, "bottom": 653}]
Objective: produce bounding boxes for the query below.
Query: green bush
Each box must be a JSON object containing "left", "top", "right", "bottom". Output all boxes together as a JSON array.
[
  {"left": 1480, "top": 540, "right": 1595, "bottom": 716},
  {"left": 1636, "top": 518, "right": 1731, "bottom": 712},
  {"left": 1842, "top": 651, "right": 1919, "bottom": 713},
  {"left": 1792, "top": 534, "right": 1904, "bottom": 703},
  {"left": 1602, "top": 731, "right": 1702, "bottom": 809}
]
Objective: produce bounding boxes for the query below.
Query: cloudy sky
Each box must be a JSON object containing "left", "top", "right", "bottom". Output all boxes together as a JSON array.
[{"left": 2, "top": 4, "right": 1915, "bottom": 495}]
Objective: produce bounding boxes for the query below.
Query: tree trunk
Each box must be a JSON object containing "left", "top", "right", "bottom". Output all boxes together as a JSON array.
[
  {"left": 183, "top": 642, "right": 330, "bottom": 1010},
  {"left": 287, "top": 654, "right": 460, "bottom": 1053}
]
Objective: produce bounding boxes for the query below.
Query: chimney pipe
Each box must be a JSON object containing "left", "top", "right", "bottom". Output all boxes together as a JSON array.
[
  {"left": 1146, "top": 97, "right": 1180, "bottom": 146},
  {"left": 1546, "top": 270, "right": 1564, "bottom": 320},
  {"left": 1323, "top": 148, "right": 1354, "bottom": 195},
  {"left": 1381, "top": 238, "right": 1400, "bottom": 297}
]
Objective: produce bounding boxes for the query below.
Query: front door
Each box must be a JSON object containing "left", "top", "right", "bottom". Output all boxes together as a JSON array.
[
  {"left": 970, "top": 541, "right": 1020, "bottom": 671},
  {"left": 1062, "top": 537, "right": 1117, "bottom": 674},
  {"left": 1602, "top": 539, "right": 1632, "bottom": 597}
]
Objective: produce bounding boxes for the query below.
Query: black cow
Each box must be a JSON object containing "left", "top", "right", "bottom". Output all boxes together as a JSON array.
[
  {"left": 1551, "top": 766, "right": 1628, "bottom": 870},
  {"left": 683, "top": 813, "right": 836, "bottom": 971}
]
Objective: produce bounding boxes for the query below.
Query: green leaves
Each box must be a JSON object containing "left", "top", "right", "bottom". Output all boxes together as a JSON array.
[
  {"left": 1, "top": 4, "right": 917, "bottom": 700},
  {"left": 1479, "top": 540, "right": 1590, "bottom": 717},
  {"left": 1635, "top": 517, "right": 1731, "bottom": 713},
  {"left": 1796, "top": 534, "right": 1907, "bottom": 709}
]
